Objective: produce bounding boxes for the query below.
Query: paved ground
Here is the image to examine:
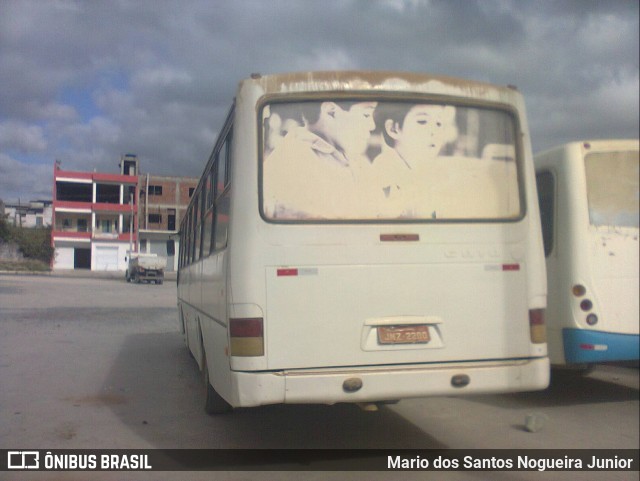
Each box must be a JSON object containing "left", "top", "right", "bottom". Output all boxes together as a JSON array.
[{"left": 0, "top": 273, "right": 637, "bottom": 480}]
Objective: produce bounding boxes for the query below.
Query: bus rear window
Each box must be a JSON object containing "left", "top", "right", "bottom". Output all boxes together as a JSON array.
[
  {"left": 261, "top": 100, "right": 521, "bottom": 222},
  {"left": 585, "top": 150, "right": 639, "bottom": 228}
]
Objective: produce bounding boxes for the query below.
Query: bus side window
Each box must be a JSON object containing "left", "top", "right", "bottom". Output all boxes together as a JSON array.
[
  {"left": 192, "top": 191, "right": 202, "bottom": 263},
  {"left": 536, "top": 171, "right": 555, "bottom": 257},
  {"left": 214, "top": 132, "right": 232, "bottom": 251},
  {"left": 199, "top": 187, "right": 207, "bottom": 260},
  {"left": 204, "top": 167, "right": 216, "bottom": 256},
  {"left": 217, "top": 141, "right": 227, "bottom": 193},
  {"left": 187, "top": 211, "right": 194, "bottom": 265}
]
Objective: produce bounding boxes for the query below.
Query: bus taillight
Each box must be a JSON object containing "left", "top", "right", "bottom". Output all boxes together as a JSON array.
[
  {"left": 529, "top": 309, "right": 546, "bottom": 344},
  {"left": 229, "top": 318, "right": 264, "bottom": 356}
]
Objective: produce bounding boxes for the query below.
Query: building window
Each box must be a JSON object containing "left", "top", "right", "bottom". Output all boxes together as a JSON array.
[
  {"left": 96, "top": 183, "right": 120, "bottom": 204},
  {"left": 148, "top": 185, "right": 163, "bottom": 196},
  {"left": 168, "top": 209, "right": 176, "bottom": 231},
  {"left": 148, "top": 214, "right": 162, "bottom": 224},
  {"left": 188, "top": 187, "right": 195, "bottom": 197},
  {"left": 77, "top": 219, "right": 88, "bottom": 232},
  {"left": 56, "top": 182, "right": 92, "bottom": 202}
]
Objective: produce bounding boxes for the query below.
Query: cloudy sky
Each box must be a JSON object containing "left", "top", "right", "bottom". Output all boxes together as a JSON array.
[{"left": 1, "top": 0, "right": 638, "bottom": 203}]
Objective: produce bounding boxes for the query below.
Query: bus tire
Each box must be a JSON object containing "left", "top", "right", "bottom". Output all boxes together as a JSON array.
[{"left": 203, "top": 354, "right": 232, "bottom": 414}]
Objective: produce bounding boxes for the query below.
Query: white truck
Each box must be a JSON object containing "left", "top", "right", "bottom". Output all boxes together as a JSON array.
[{"left": 126, "top": 253, "right": 166, "bottom": 284}]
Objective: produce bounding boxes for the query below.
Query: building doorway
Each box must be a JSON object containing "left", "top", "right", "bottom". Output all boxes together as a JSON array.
[{"left": 74, "top": 248, "right": 91, "bottom": 269}]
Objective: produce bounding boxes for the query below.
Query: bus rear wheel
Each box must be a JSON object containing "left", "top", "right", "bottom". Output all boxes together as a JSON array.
[{"left": 202, "top": 355, "right": 232, "bottom": 414}]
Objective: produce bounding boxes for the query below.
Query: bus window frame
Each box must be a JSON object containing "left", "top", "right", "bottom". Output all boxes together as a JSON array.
[
  {"left": 535, "top": 169, "right": 556, "bottom": 257},
  {"left": 213, "top": 130, "right": 233, "bottom": 252},
  {"left": 179, "top": 105, "right": 235, "bottom": 266},
  {"left": 257, "top": 93, "right": 527, "bottom": 225}
]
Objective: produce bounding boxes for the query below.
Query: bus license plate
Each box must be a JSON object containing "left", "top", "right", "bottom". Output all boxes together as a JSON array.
[{"left": 378, "top": 325, "right": 430, "bottom": 345}]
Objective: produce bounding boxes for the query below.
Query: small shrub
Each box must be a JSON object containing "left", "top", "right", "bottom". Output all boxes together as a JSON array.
[{"left": 0, "top": 218, "right": 54, "bottom": 264}]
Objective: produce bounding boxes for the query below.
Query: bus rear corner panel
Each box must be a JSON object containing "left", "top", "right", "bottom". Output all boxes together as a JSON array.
[{"left": 229, "top": 357, "right": 550, "bottom": 408}]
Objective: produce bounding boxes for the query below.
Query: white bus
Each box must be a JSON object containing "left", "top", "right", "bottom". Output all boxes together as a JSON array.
[
  {"left": 535, "top": 140, "right": 639, "bottom": 368},
  {"left": 177, "top": 71, "right": 549, "bottom": 413}
]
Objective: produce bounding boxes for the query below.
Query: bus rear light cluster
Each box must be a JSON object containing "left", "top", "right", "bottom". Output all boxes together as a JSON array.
[
  {"left": 572, "top": 284, "right": 587, "bottom": 297},
  {"left": 571, "top": 284, "right": 598, "bottom": 326},
  {"left": 529, "top": 309, "right": 546, "bottom": 343},
  {"left": 229, "top": 318, "right": 264, "bottom": 356},
  {"left": 586, "top": 314, "right": 598, "bottom": 326},
  {"left": 580, "top": 299, "right": 593, "bottom": 311}
]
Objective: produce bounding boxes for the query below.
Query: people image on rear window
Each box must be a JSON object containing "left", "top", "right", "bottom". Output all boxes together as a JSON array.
[
  {"left": 263, "top": 101, "right": 377, "bottom": 219},
  {"left": 370, "top": 104, "right": 457, "bottom": 217},
  {"left": 262, "top": 101, "right": 520, "bottom": 221}
]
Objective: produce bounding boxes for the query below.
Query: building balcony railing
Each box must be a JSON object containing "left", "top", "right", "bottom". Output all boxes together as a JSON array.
[
  {"left": 95, "top": 232, "right": 135, "bottom": 242},
  {"left": 54, "top": 201, "right": 135, "bottom": 213},
  {"left": 52, "top": 230, "right": 92, "bottom": 240},
  {"left": 93, "top": 203, "right": 134, "bottom": 213},
  {"left": 55, "top": 169, "right": 138, "bottom": 184},
  {"left": 52, "top": 230, "right": 135, "bottom": 242},
  {"left": 53, "top": 200, "right": 92, "bottom": 212}
]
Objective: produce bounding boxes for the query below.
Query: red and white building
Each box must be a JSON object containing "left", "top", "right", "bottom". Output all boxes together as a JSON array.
[{"left": 51, "top": 156, "right": 139, "bottom": 271}]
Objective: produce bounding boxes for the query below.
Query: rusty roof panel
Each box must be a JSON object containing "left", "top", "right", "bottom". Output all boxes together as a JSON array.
[{"left": 239, "top": 71, "right": 519, "bottom": 104}]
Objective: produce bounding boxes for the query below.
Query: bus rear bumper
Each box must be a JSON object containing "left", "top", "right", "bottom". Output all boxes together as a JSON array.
[
  {"left": 232, "top": 357, "right": 549, "bottom": 407},
  {"left": 562, "top": 328, "right": 640, "bottom": 364}
]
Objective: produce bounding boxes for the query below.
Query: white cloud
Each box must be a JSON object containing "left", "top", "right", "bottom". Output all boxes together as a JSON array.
[
  {"left": 79, "top": 117, "right": 122, "bottom": 145},
  {"left": 592, "top": 72, "right": 640, "bottom": 119},
  {"left": 528, "top": 70, "right": 640, "bottom": 153},
  {"left": 293, "top": 48, "right": 356, "bottom": 71},
  {"left": 0, "top": 121, "right": 47, "bottom": 153},
  {"left": 379, "top": 0, "right": 424, "bottom": 13},
  {"left": 0, "top": 154, "right": 52, "bottom": 202},
  {"left": 132, "top": 66, "right": 192, "bottom": 90},
  {"left": 24, "top": 101, "right": 79, "bottom": 122}
]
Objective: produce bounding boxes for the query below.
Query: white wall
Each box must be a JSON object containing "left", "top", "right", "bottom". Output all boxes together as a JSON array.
[
  {"left": 91, "top": 242, "right": 129, "bottom": 271},
  {"left": 53, "top": 247, "right": 75, "bottom": 269}
]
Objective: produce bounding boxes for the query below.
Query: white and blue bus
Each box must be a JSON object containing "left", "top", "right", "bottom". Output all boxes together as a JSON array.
[
  {"left": 535, "top": 140, "right": 639, "bottom": 368},
  {"left": 178, "top": 71, "right": 549, "bottom": 413}
]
